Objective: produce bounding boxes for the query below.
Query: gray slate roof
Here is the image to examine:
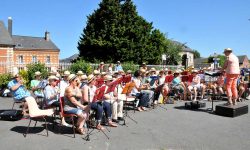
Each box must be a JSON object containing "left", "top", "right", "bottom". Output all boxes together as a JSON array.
[
  {"left": 60, "top": 54, "right": 79, "bottom": 63},
  {"left": 0, "top": 21, "right": 14, "bottom": 46},
  {"left": 12, "top": 35, "right": 59, "bottom": 50},
  {"left": 172, "top": 40, "right": 193, "bottom": 53},
  {"left": 237, "top": 55, "right": 248, "bottom": 64}
]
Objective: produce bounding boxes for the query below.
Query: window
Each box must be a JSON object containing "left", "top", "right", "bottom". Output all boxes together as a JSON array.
[
  {"left": 18, "top": 55, "right": 23, "bottom": 64},
  {"left": 46, "top": 56, "right": 50, "bottom": 64},
  {"left": 32, "top": 56, "right": 37, "bottom": 63}
]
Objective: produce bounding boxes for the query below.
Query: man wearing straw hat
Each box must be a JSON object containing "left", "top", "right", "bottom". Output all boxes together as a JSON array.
[
  {"left": 222, "top": 48, "right": 240, "bottom": 105},
  {"left": 8, "top": 74, "right": 32, "bottom": 116},
  {"left": 30, "top": 71, "right": 44, "bottom": 98}
]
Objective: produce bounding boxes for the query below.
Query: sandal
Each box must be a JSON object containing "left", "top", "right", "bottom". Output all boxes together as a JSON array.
[
  {"left": 137, "top": 107, "right": 143, "bottom": 112},
  {"left": 108, "top": 121, "right": 118, "bottom": 127},
  {"left": 96, "top": 124, "right": 105, "bottom": 130},
  {"left": 76, "top": 127, "right": 85, "bottom": 135}
]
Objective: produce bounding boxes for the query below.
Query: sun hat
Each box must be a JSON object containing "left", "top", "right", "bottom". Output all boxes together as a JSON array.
[
  {"left": 87, "top": 74, "right": 96, "bottom": 83},
  {"left": 150, "top": 68, "right": 156, "bottom": 72},
  {"left": 76, "top": 70, "right": 84, "bottom": 75},
  {"left": 34, "top": 71, "right": 41, "bottom": 76},
  {"left": 63, "top": 70, "right": 70, "bottom": 76},
  {"left": 67, "top": 74, "right": 77, "bottom": 82},
  {"left": 224, "top": 48, "right": 233, "bottom": 53},
  {"left": 80, "top": 74, "right": 87, "bottom": 81},
  {"left": 93, "top": 70, "right": 100, "bottom": 75},
  {"left": 104, "top": 75, "right": 113, "bottom": 81},
  {"left": 192, "top": 69, "right": 198, "bottom": 73},
  {"left": 48, "top": 75, "right": 59, "bottom": 81}
]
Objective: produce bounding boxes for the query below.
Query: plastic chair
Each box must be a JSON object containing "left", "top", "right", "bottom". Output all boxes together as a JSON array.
[
  {"left": 12, "top": 98, "right": 25, "bottom": 109},
  {"left": 24, "top": 96, "right": 54, "bottom": 137},
  {"left": 58, "top": 97, "right": 76, "bottom": 138}
]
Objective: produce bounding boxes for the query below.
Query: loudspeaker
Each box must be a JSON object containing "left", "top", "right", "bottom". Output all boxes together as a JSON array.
[
  {"left": 215, "top": 103, "right": 248, "bottom": 117},
  {"left": 185, "top": 101, "right": 206, "bottom": 109}
]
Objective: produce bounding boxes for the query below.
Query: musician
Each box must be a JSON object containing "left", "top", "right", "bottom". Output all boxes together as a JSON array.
[
  {"left": 64, "top": 74, "right": 88, "bottom": 135},
  {"left": 131, "top": 70, "right": 151, "bottom": 111},
  {"left": 59, "top": 70, "right": 70, "bottom": 98},
  {"left": 30, "top": 71, "right": 44, "bottom": 98},
  {"left": 222, "top": 48, "right": 240, "bottom": 105},
  {"left": 8, "top": 74, "right": 31, "bottom": 116},
  {"left": 139, "top": 62, "right": 148, "bottom": 71},
  {"left": 103, "top": 75, "right": 124, "bottom": 123},
  {"left": 97, "top": 62, "right": 105, "bottom": 73},
  {"left": 81, "top": 74, "right": 117, "bottom": 130}
]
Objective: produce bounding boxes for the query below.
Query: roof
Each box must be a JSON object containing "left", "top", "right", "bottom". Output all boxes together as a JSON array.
[
  {"left": 237, "top": 55, "right": 248, "bottom": 64},
  {"left": 194, "top": 58, "right": 208, "bottom": 64},
  {"left": 0, "top": 21, "right": 14, "bottom": 46},
  {"left": 12, "top": 35, "right": 59, "bottom": 50},
  {"left": 172, "top": 40, "right": 193, "bottom": 53},
  {"left": 60, "top": 54, "right": 79, "bottom": 63}
]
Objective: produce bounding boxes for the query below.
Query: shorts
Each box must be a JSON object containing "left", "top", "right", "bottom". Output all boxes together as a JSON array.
[{"left": 64, "top": 108, "right": 83, "bottom": 115}]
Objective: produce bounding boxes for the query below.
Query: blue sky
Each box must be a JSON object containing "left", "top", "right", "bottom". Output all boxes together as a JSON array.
[{"left": 1, "top": 0, "right": 250, "bottom": 59}]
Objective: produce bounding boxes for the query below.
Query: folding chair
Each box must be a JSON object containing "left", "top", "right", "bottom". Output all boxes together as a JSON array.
[
  {"left": 24, "top": 97, "right": 54, "bottom": 137},
  {"left": 58, "top": 97, "right": 76, "bottom": 138}
]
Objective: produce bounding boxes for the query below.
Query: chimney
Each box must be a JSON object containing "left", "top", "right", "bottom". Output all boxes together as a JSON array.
[
  {"left": 8, "top": 17, "right": 12, "bottom": 36},
  {"left": 45, "top": 31, "right": 50, "bottom": 41}
]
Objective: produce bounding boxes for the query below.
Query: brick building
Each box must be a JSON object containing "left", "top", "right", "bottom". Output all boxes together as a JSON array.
[{"left": 0, "top": 17, "right": 59, "bottom": 74}]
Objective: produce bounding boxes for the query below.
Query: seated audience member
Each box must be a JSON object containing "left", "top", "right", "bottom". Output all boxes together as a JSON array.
[
  {"left": 30, "top": 71, "right": 44, "bottom": 98},
  {"left": 237, "top": 75, "right": 246, "bottom": 102},
  {"left": 172, "top": 70, "right": 187, "bottom": 100},
  {"left": 210, "top": 71, "right": 226, "bottom": 97},
  {"left": 81, "top": 74, "right": 117, "bottom": 130},
  {"left": 64, "top": 74, "right": 89, "bottom": 134},
  {"left": 103, "top": 75, "right": 124, "bottom": 123},
  {"left": 187, "top": 70, "right": 206, "bottom": 101},
  {"left": 8, "top": 74, "right": 32, "bottom": 116}
]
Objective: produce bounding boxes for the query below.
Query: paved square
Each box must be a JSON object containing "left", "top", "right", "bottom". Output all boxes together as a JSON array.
[{"left": 1, "top": 97, "right": 250, "bottom": 150}]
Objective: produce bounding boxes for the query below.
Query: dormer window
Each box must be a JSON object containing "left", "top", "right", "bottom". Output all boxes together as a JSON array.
[{"left": 17, "top": 43, "right": 22, "bottom": 47}]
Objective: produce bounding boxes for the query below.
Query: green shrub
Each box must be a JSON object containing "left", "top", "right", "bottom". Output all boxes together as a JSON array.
[
  {"left": 121, "top": 62, "right": 139, "bottom": 73},
  {"left": 0, "top": 73, "right": 12, "bottom": 89},
  {"left": 70, "top": 59, "right": 93, "bottom": 75},
  {"left": 26, "top": 62, "right": 48, "bottom": 89}
]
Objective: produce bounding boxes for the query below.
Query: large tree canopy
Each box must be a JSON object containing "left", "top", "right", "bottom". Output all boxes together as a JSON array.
[{"left": 78, "top": 0, "right": 182, "bottom": 64}]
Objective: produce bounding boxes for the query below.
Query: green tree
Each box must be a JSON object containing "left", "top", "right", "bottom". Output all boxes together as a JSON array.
[
  {"left": 208, "top": 55, "right": 226, "bottom": 68},
  {"left": 193, "top": 50, "right": 201, "bottom": 59},
  {"left": 78, "top": 0, "right": 181, "bottom": 64}
]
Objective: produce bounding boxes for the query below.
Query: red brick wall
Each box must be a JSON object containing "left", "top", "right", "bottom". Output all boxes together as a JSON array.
[{"left": 13, "top": 49, "right": 59, "bottom": 64}]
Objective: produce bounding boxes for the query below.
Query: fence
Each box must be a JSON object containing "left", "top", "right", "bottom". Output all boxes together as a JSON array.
[{"left": 0, "top": 61, "right": 183, "bottom": 74}]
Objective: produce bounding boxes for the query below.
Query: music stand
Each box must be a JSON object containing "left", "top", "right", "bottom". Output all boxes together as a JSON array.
[
  {"left": 84, "top": 85, "right": 109, "bottom": 141},
  {"left": 95, "top": 78, "right": 105, "bottom": 88},
  {"left": 205, "top": 71, "right": 221, "bottom": 112},
  {"left": 121, "top": 82, "right": 137, "bottom": 126},
  {"left": 92, "top": 86, "right": 106, "bottom": 103}
]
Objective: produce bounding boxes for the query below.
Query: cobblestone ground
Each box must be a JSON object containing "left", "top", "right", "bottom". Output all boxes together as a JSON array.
[{"left": 1, "top": 97, "right": 250, "bottom": 150}]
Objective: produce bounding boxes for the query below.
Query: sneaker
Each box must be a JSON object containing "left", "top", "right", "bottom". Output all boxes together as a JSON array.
[
  {"left": 112, "top": 119, "right": 119, "bottom": 123},
  {"left": 62, "top": 122, "right": 71, "bottom": 127},
  {"left": 118, "top": 117, "right": 124, "bottom": 121},
  {"left": 246, "top": 96, "right": 250, "bottom": 100}
]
